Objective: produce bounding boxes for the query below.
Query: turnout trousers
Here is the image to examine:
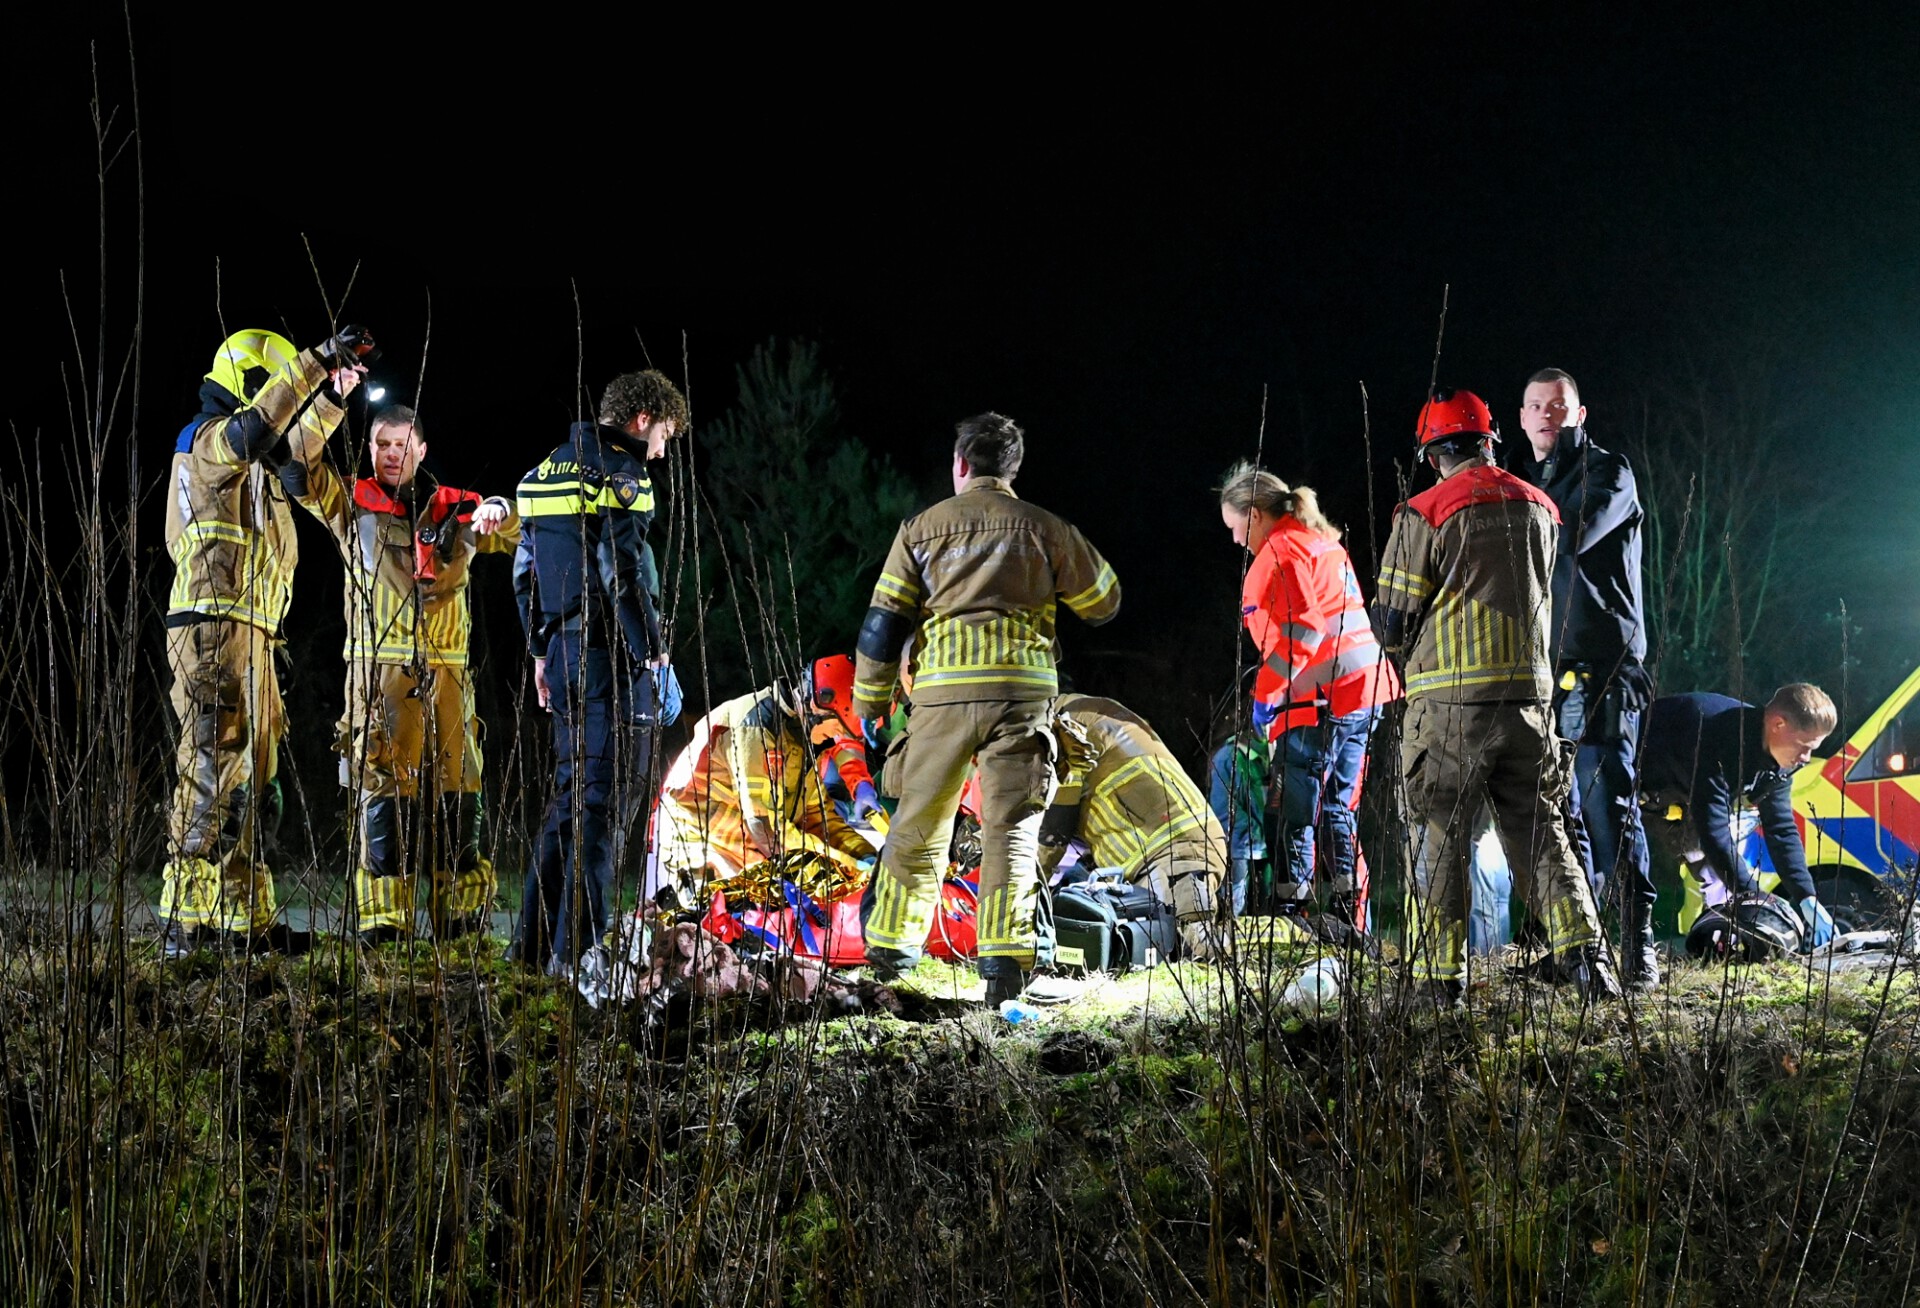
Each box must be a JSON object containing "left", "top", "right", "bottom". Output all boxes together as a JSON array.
[
  {"left": 515, "top": 631, "right": 659, "bottom": 970},
  {"left": 1400, "top": 698, "right": 1603, "bottom": 985},
  {"left": 338, "top": 660, "right": 493, "bottom": 933},
  {"left": 864, "top": 699, "right": 1056, "bottom": 970},
  {"left": 161, "top": 618, "right": 284, "bottom": 933}
]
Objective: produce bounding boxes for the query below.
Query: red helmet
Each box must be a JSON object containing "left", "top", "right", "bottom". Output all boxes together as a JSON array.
[
  {"left": 807, "top": 655, "right": 861, "bottom": 735},
  {"left": 1415, "top": 387, "right": 1498, "bottom": 449}
]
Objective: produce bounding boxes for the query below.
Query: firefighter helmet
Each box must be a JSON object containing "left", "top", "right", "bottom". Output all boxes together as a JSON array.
[
  {"left": 206, "top": 329, "right": 298, "bottom": 402},
  {"left": 1415, "top": 387, "right": 1498, "bottom": 450},
  {"left": 806, "top": 654, "right": 861, "bottom": 735}
]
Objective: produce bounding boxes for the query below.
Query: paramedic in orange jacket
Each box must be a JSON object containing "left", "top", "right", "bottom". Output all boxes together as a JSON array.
[{"left": 1219, "top": 461, "right": 1400, "bottom": 927}]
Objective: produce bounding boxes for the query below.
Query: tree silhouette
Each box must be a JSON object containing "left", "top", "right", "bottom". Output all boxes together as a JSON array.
[{"left": 672, "top": 339, "right": 922, "bottom": 706}]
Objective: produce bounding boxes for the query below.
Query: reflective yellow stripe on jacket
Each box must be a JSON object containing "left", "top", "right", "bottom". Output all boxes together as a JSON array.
[
  {"left": 913, "top": 611, "right": 1059, "bottom": 696},
  {"left": 346, "top": 585, "right": 475, "bottom": 667},
  {"left": 516, "top": 465, "right": 654, "bottom": 518},
  {"left": 168, "top": 520, "right": 293, "bottom": 630},
  {"left": 1403, "top": 593, "right": 1539, "bottom": 698},
  {"left": 1081, "top": 753, "right": 1217, "bottom": 877}
]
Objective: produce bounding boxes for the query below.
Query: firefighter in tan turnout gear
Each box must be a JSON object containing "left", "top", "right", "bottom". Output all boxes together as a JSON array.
[
  {"left": 160, "top": 325, "right": 375, "bottom": 956},
  {"left": 298, "top": 405, "right": 519, "bottom": 944},
  {"left": 1370, "top": 388, "right": 1618, "bottom": 1005},
  {"left": 1040, "top": 694, "right": 1229, "bottom": 958},
  {"left": 651, "top": 656, "right": 877, "bottom": 901},
  {"left": 855, "top": 412, "right": 1121, "bottom": 1005}
]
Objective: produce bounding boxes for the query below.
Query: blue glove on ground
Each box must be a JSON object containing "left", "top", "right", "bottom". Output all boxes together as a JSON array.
[{"left": 1798, "top": 895, "right": 1835, "bottom": 949}]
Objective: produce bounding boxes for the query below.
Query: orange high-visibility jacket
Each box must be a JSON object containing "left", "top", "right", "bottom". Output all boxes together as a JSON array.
[{"left": 1242, "top": 517, "right": 1401, "bottom": 735}]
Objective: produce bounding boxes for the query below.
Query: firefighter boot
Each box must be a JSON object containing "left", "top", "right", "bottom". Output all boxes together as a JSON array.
[
  {"left": 979, "top": 956, "right": 1029, "bottom": 1007},
  {"left": 159, "top": 855, "right": 222, "bottom": 956},
  {"left": 1553, "top": 943, "right": 1623, "bottom": 1003},
  {"left": 1620, "top": 897, "right": 1661, "bottom": 992},
  {"left": 356, "top": 796, "right": 412, "bottom": 946},
  {"left": 431, "top": 794, "right": 493, "bottom": 941}
]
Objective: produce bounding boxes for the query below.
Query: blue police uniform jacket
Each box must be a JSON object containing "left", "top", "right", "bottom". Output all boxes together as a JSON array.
[
  {"left": 513, "top": 423, "right": 664, "bottom": 661},
  {"left": 1640, "top": 692, "right": 1816, "bottom": 902}
]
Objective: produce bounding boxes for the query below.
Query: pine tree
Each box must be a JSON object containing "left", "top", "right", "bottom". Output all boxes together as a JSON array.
[{"left": 672, "top": 339, "right": 922, "bottom": 705}]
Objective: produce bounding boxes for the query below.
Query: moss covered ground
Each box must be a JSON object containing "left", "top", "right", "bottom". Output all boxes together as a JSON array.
[{"left": 0, "top": 924, "right": 1915, "bottom": 1306}]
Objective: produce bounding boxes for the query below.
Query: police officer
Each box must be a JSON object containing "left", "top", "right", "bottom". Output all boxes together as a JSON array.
[
  {"left": 1507, "top": 368, "right": 1657, "bottom": 985},
  {"left": 1638, "top": 684, "right": 1838, "bottom": 953},
  {"left": 1371, "top": 388, "right": 1617, "bottom": 1006},
  {"left": 298, "top": 405, "right": 519, "bottom": 944},
  {"left": 854, "top": 413, "right": 1121, "bottom": 1005},
  {"left": 511, "top": 370, "right": 688, "bottom": 978},
  {"left": 160, "top": 325, "right": 371, "bottom": 957}
]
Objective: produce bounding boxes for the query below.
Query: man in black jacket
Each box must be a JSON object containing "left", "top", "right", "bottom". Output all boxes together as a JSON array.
[
  {"left": 1508, "top": 368, "right": 1657, "bottom": 984},
  {"left": 1638, "top": 685, "right": 1838, "bottom": 951},
  {"left": 511, "top": 370, "right": 688, "bottom": 978}
]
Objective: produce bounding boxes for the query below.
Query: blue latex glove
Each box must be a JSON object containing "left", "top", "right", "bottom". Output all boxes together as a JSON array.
[
  {"left": 861, "top": 716, "right": 890, "bottom": 753},
  {"left": 654, "top": 664, "right": 684, "bottom": 727},
  {"left": 1798, "top": 895, "right": 1835, "bottom": 949},
  {"left": 1250, "top": 699, "right": 1280, "bottom": 734},
  {"left": 851, "top": 780, "right": 884, "bottom": 821}
]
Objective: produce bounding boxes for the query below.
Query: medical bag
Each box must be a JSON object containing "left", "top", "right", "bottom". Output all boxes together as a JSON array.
[{"left": 1049, "top": 872, "right": 1180, "bottom": 974}]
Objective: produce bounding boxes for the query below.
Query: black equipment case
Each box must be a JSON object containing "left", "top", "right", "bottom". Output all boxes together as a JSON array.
[{"left": 1048, "top": 873, "right": 1180, "bottom": 974}]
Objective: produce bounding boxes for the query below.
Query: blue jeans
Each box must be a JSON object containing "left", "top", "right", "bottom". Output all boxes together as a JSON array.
[
  {"left": 1226, "top": 856, "right": 1262, "bottom": 916},
  {"left": 1269, "top": 706, "right": 1381, "bottom": 910},
  {"left": 515, "top": 631, "right": 660, "bottom": 969},
  {"left": 1467, "top": 814, "right": 1513, "bottom": 954},
  {"left": 1554, "top": 671, "right": 1651, "bottom": 918}
]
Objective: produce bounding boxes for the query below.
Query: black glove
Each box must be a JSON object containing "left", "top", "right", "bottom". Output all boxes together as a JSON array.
[{"left": 315, "top": 325, "right": 380, "bottom": 368}]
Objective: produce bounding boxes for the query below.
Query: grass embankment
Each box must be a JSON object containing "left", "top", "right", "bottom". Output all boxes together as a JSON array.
[{"left": 0, "top": 926, "right": 1915, "bottom": 1306}]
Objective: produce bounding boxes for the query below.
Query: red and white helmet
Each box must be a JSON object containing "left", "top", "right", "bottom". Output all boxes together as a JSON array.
[{"left": 1414, "top": 387, "right": 1498, "bottom": 451}]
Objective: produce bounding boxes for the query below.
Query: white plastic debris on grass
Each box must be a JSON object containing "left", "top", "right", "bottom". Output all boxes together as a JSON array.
[{"left": 1281, "top": 956, "right": 1343, "bottom": 1015}]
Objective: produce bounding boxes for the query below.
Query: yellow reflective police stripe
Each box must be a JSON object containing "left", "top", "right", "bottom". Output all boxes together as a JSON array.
[
  {"left": 595, "top": 481, "right": 653, "bottom": 513},
  {"left": 516, "top": 482, "right": 587, "bottom": 517},
  {"left": 516, "top": 486, "right": 652, "bottom": 517}
]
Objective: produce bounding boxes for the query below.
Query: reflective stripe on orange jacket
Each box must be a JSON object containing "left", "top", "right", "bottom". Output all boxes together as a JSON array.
[{"left": 1242, "top": 517, "right": 1401, "bottom": 734}]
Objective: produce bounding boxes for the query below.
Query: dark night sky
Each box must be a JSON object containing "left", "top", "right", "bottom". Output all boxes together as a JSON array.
[{"left": 7, "top": 5, "right": 1918, "bottom": 733}]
